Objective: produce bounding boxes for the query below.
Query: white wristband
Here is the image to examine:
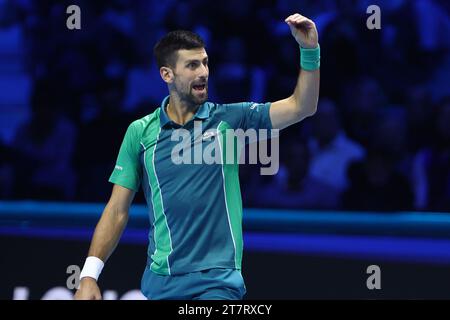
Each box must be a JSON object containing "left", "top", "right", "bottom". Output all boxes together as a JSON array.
[{"left": 79, "top": 256, "right": 104, "bottom": 282}]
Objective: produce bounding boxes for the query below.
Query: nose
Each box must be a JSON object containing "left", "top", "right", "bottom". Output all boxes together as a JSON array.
[{"left": 198, "top": 63, "right": 208, "bottom": 79}]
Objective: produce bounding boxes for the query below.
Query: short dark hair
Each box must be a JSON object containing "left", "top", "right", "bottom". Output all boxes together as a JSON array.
[{"left": 153, "top": 30, "right": 205, "bottom": 68}]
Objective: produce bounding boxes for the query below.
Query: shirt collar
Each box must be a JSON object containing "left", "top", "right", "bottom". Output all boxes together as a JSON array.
[{"left": 159, "top": 95, "right": 210, "bottom": 128}]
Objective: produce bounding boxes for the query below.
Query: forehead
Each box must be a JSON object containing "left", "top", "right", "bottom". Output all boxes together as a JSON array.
[{"left": 177, "top": 48, "right": 208, "bottom": 63}]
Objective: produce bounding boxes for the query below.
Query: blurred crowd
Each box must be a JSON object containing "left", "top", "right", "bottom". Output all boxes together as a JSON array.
[{"left": 0, "top": 0, "right": 449, "bottom": 212}]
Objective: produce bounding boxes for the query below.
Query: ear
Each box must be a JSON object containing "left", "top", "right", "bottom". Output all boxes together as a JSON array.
[{"left": 160, "top": 67, "right": 174, "bottom": 84}]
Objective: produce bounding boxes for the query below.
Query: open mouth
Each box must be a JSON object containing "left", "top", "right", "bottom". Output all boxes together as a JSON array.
[{"left": 192, "top": 84, "right": 206, "bottom": 92}]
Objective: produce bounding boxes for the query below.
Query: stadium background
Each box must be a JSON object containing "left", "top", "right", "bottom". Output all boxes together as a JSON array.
[{"left": 1, "top": 0, "right": 450, "bottom": 299}]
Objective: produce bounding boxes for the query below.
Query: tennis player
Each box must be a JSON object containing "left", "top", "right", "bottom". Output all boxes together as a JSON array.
[{"left": 75, "top": 13, "right": 320, "bottom": 300}]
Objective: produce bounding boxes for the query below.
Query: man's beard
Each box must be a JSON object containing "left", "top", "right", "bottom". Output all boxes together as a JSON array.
[{"left": 175, "top": 81, "right": 208, "bottom": 106}]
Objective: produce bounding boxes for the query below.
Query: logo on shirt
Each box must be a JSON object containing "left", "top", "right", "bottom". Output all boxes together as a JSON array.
[
  {"left": 249, "top": 103, "right": 263, "bottom": 111},
  {"left": 115, "top": 165, "right": 123, "bottom": 171}
]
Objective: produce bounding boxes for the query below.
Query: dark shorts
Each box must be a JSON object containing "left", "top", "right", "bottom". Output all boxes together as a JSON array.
[{"left": 141, "top": 267, "right": 246, "bottom": 300}]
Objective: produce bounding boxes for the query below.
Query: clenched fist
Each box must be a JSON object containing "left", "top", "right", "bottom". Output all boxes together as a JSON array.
[{"left": 285, "top": 13, "right": 319, "bottom": 49}]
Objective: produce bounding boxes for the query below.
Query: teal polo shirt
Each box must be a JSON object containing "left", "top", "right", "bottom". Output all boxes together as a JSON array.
[{"left": 109, "top": 95, "right": 272, "bottom": 276}]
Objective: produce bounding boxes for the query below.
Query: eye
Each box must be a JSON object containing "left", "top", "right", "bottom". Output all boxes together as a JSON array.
[{"left": 188, "top": 63, "right": 197, "bottom": 69}]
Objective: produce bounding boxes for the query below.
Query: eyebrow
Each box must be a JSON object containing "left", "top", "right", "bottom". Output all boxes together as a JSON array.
[{"left": 185, "top": 57, "right": 208, "bottom": 64}]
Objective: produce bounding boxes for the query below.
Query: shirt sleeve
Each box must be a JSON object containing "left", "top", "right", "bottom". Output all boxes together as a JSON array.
[
  {"left": 108, "top": 121, "right": 142, "bottom": 192},
  {"left": 238, "top": 102, "right": 273, "bottom": 131}
]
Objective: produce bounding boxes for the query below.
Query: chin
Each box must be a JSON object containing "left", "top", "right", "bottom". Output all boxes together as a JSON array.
[
  {"left": 197, "top": 96, "right": 208, "bottom": 104},
  {"left": 191, "top": 93, "right": 208, "bottom": 105}
]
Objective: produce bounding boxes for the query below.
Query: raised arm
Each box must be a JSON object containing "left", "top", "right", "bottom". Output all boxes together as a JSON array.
[
  {"left": 270, "top": 13, "right": 320, "bottom": 130},
  {"left": 74, "top": 184, "right": 135, "bottom": 300}
]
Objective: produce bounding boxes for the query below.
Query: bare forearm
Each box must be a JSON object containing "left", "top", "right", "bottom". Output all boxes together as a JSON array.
[
  {"left": 291, "top": 68, "right": 320, "bottom": 116},
  {"left": 269, "top": 14, "right": 320, "bottom": 129},
  {"left": 87, "top": 202, "right": 128, "bottom": 262}
]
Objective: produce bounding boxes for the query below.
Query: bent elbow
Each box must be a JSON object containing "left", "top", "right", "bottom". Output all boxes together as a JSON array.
[
  {"left": 308, "top": 104, "right": 318, "bottom": 117},
  {"left": 302, "top": 103, "right": 318, "bottom": 119}
]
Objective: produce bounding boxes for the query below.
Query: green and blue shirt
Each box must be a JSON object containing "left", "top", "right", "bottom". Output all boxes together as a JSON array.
[{"left": 109, "top": 96, "right": 272, "bottom": 275}]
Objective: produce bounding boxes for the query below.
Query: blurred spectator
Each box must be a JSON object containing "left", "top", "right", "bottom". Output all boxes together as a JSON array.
[
  {"left": 405, "top": 86, "right": 436, "bottom": 153},
  {"left": 264, "top": 33, "right": 298, "bottom": 101},
  {"left": 426, "top": 97, "right": 450, "bottom": 211},
  {"left": 343, "top": 106, "right": 414, "bottom": 211},
  {"left": 123, "top": 49, "right": 169, "bottom": 112},
  {"left": 254, "top": 139, "right": 342, "bottom": 210},
  {"left": 305, "top": 99, "right": 365, "bottom": 208},
  {"left": 340, "top": 76, "right": 387, "bottom": 147},
  {"left": 12, "top": 83, "right": 77, "bottom": 200},
  {"left": 74, "top": 78, "right": 133, "bottom": 202},
  {"left": 342, "top": 148, "right": 414, "bottom": 212},
  {"left": 370, "top": 107, "right": 408, "bottom": 162},
  {"left": 214, "top": 37, "right": 265, "bottom": 103}
]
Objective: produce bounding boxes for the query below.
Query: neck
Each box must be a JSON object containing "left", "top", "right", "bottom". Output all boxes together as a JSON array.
[{"left": 166, "top": 92, "right": 200, "bottom": 125}]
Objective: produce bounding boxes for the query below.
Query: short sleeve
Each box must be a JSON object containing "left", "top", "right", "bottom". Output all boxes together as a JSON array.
[
  {"left": 238, "top": 102, "right": 273, "bottom": 131},
  {"left": 108, "top": 122, "right": 142, "bottom": 192}
]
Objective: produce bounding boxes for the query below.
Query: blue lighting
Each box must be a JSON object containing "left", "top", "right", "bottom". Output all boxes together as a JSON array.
[{"left": 1, "top": 201, "right": 450, "bottom": 265}]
